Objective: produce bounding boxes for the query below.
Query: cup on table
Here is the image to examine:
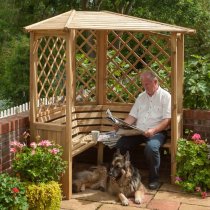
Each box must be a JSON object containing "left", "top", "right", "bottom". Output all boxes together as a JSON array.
[{"left": 91, "top": 130, "right": 100, "bottom": 142}]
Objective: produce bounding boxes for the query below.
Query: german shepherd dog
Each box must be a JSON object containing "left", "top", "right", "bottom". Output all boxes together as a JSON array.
[
  {"left": 72, "top": 165, "right": 107, "bottom": 193},
  {"left": 107, "top": 149, "right": 145, "bottom": 206}
]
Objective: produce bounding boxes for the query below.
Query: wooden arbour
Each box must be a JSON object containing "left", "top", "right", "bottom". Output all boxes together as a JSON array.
[{"left": 25, "top": 10, "right": 195, "bottom": 199}]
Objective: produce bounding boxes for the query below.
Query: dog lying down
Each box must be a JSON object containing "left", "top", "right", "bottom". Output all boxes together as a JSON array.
[
  {"left": 72, "top": 165, "right": 107, "bottom": 193},
  {"left": 73, "top": 149, "right": 146, "bottom": 206}
]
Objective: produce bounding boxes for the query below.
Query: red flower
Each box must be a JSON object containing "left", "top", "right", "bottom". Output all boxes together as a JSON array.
[
  {"left": 201, "top": 191, "right": 207, "bottom": 199},
  {"left": 12, "top": 187, "right": 20, "bottom": 193}
]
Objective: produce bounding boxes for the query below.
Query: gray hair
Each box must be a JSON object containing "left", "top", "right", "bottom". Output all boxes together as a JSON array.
[{"left": 140, "top": 70, "right": 158, "bottom": 81}]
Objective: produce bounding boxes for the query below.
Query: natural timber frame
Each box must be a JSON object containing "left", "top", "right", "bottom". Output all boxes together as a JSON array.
[{"left": 25, "top": 10, "right": 195, "bottom": 199}]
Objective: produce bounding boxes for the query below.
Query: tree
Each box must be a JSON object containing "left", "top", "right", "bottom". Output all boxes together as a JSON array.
[{"left": 0, "top": 35, "right": 30, "bottom": 106}]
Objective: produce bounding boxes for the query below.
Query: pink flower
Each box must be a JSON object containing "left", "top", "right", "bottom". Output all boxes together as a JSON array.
[
  {"left": 192, "top": 133, "right": 201, "bottom": 140},
  {"left": 201, "top": 191, "right": 207, "bottom": 199},
  {"left": 30, "top": 142, "right": 37, "bottom": 149},
  {"left": 50, "top": 148, "right": 59, "bottom": 155},
  {"left": 175, "top": 176, "right": 182, "bottom": 184},
  {"left": 194, "top": 139, "right": 206, "bottom": 144},
  {"left": 10, "top": 148, "right": 17, "bottom": 153},
  {"left": 10, "top": 141, "right": 25, "bottom": 149},
  {"left": 38, "top": 140, "right": 52, "bottom": 147}
]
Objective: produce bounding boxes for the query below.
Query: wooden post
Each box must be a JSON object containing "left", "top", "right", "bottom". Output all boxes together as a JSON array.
[
  {"left": 64, "top": 29, "right": 75, "bottom": 199},
  {"left": 177, "top": 34, "right": 184, "bottom": 138},
  {"left": 29, "top": 32, "right": 38, "bottom": 140},
  {"left": 96, "top": 30, "right": 107, "bottom": 164},
  {"left": 97, "top": 30, "right": 108, "bottom": 105},
  {"left": 170, "top": 33, "right": 178, "bottom": 184}
]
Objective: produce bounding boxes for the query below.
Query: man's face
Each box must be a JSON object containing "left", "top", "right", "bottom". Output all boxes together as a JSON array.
[{"left": 141, "top": 76, "right": 158, "bottom": 96}]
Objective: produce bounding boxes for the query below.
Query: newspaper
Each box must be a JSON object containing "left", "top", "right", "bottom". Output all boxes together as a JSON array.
[
  {"left": 106, "top": 109, "right": 145, "bottom": 136},
  {"left": 97, "top": 131, "right": 121, "bottom": 148}
]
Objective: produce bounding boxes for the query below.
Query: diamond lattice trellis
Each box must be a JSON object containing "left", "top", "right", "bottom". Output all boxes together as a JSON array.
[
  {"left": 36, "top": 36, "right": 66, "bottom": 114},
  {"left": 75, "top": 30, "right": 97, "bottom": 104},
  {"left": 106, "top": 31, "right": 171, "bottom": 103}
]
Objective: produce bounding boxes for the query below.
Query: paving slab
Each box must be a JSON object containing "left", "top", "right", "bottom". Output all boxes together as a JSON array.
[
  {"left": 98, "top": 203, "right": 148, "bottom": 210},
  {"left": 160, "top": 183, "right": 185, "bottom": 193},
  {"left": 179, "top": 203, "right": 210, "bottom": 210},
  {"left": 61, "top": 199, "right": 102, "bottom": 210},
  {"left": 128, "top": 194, "right": 154, "bottom": 208},
  {"left": 72, "top": 189, "right": 118, "bottom": 204},
  {"left": 147, "top": 198, "right": 180, "bottom": 210},
  {"left": 154, "top": 191, "right": 210, "bottom": 207}
]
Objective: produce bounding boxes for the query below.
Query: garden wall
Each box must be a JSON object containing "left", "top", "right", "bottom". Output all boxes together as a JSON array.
[
  {"left": 183, "top": 109, "right": 210, "bottom": 143},
  {"left": 0, "top": 112, "right": 29, "bottom": 173},
  {"left": 0, "top": 109, "right": 210, "bottom": 173}
]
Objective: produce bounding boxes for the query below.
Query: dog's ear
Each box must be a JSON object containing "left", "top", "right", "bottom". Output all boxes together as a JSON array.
[{"left": 125, "top": 151, "right": 130, "bottom": 161}]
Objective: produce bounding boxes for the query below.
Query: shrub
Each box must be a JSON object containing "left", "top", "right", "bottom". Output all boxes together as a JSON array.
[
  {"left": 0, "top": 173, "right": 28, "bottom": 210},
  {"left": 176, "top": 133, "right": 210, "bottom": 198},
  {"left": 26, "top": 181, "right": 61, "bottom": 210}
]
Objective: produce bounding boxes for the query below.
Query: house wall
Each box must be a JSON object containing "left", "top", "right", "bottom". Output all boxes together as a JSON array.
[{"left": 0, "top": 109, "right": 209, "bottom": 173}]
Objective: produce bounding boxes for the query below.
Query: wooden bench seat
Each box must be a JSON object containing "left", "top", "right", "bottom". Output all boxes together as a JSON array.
[{"left": 46, "top": 104, "right": 171, "bottom": 163}]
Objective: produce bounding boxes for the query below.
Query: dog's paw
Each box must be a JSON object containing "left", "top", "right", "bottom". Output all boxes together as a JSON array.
[
  {"left": 134, "top": 197, "right": 142, "bottom": 204},
  {"left": 121, "top": 199, "right": 129, "bottom": 206}
]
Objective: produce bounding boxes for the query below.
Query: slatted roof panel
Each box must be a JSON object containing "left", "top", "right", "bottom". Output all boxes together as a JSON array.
[{"left": 25, "top": 10, "right": 195, "bottom": 34}]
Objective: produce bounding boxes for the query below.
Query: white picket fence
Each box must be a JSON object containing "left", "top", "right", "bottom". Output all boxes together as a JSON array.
[
  {"left": 0, "top": 96, "right": 66, "bottom": 119},
  {"left": 0, "top": 102, "right": 30, "bottom": 119}
]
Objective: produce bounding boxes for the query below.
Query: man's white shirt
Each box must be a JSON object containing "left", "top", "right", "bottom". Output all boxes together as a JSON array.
[{"left": 129, "top": 86, "right": 171, "bottom": 132}]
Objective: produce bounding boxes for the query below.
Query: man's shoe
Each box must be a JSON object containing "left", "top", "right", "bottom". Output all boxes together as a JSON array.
[{"left": 148, "top": 181, "right": 160, "bottom": 190}]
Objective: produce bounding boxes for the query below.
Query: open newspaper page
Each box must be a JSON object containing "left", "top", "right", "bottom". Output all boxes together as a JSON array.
[
  {"left": 106, "top": 109, "right": 145, "bottom": 136},
  {"left": 97, "top": 131, "right": 120, "bottom": 149}
]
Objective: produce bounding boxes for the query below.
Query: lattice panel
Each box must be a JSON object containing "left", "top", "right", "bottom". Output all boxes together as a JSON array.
[
  {"left": 75, "top": 30, "right": 97, "bottom": 104},
  {"left": 36, "top": 36, "right": 66, "bottom": 114},
  {"left": 106, "top": 31, "right": 171, "bottom": 103}
]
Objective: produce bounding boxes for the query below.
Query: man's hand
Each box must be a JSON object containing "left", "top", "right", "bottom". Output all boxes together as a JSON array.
[
  {"left": 144, "top": 128, "right": 156, "bottom": 138},
  {"left": 113, "top": 124, "right": 119, "bottom": 131}
]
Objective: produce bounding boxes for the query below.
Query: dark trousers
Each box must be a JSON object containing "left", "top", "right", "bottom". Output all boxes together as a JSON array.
[{"left": 115, "top": 131, "right": 167, "bottom": 182}]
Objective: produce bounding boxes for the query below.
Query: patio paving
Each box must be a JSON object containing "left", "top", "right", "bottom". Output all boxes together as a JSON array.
[
  {"left": 60, "top": 163, "right": 210, "bottom": 210},
  {"left": 61, "top": 183, "right": 210, "bottom": 210}
]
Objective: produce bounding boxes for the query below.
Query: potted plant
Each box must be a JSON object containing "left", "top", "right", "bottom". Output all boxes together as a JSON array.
[
  {"left": 0, "top": 173, "right": 28, "bottom": 210},
  {"left": 10, "top": 137, "right": 67, "bottom": 209},
  {"left": 175, "top": 133, "right": 210, "bottom": 198}
]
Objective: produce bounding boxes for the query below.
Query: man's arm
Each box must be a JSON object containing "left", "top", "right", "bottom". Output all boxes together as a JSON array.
[
  {"left": 113, "top": 115, "right": 136, "bottom": 131},
  {"left": 124, "top": 115, "right": 137, "bottom": 125},
  {"left": 144, "top": 118, "right": 171, "bottom": 138}
]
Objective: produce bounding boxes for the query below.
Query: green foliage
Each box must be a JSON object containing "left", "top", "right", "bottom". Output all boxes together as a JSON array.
[
  {"left": 0, "top": 173, "right": 28, "bottom": 210},
  {"left": 0, "top": 35, "right": 30, "bottom": 107},
  {"left": 184, "top": 55, "right": 210, "bottom": 110},
  {"left": 132, "top": 0, "right": 210, "bottom": 57},
  {"left": 26, "top": 181, "right": 61, "bottom": 210},
  {"left": 176, "top": 135, "right": 210, "bottom": 197},
  {"left": 11, "top": 139, "right": 67, "bottom": 183}
]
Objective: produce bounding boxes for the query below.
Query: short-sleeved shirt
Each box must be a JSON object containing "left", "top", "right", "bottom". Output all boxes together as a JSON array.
[{"left": 129, "top": 86, "right": 171, "bottom": 132}]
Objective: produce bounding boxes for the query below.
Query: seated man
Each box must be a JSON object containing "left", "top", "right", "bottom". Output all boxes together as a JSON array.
[{"left": 115, "top": 70, "right": 171, "bottom": 190}]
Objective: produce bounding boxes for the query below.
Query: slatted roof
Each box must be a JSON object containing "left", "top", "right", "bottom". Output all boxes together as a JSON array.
[{"left": 25, "top": 10, "right": 195, "bottom": 34}]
